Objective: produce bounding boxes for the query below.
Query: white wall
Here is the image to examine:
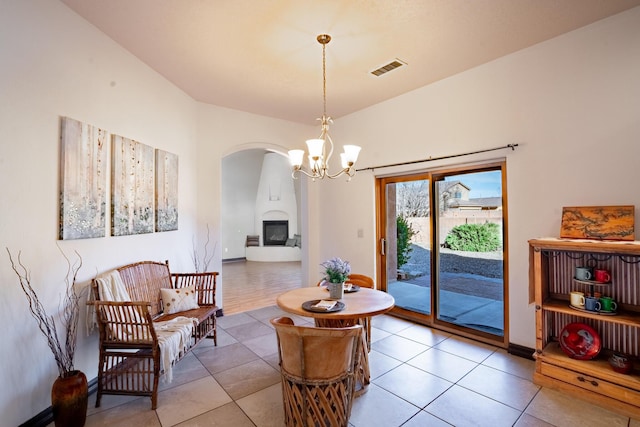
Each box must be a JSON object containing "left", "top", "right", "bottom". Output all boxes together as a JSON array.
[
  {"left": 0, "top": 1, "right": 196, "bottom": 424},
  {"left": 320, "top": 6, "right": 640, "bottom": 348},
  {"left": 221, "top": 149, "right": 265, "bottom": 259},
  {"left": 255, "top": 152, "right": 298, "bottom": 242}
]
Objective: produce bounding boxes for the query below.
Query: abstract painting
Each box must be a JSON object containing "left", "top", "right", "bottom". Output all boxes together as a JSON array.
[
  {"left": 111, "top": 135, "right": 155, "bottom": 236},
  {"left": 560, "top": 205, "right": 635, "bottom": 241},
  {"left": 59, "top": 117, "right": 108, "bottom": 240},
  {"left": 155, "top": 149, "right": 178, "bottom": 232}
]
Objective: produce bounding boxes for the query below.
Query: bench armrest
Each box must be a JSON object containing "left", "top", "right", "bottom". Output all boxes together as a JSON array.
[
  {"left": 94, "top": 301, "right": 157, "bottom": 344},
  {"left": 171, "top": 272, "right": 218, "bottom": 306}
]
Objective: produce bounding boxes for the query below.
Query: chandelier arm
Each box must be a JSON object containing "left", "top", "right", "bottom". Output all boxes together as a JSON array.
[
  {"left": 291, "top": 167, "right": 325, "bottom": 180},
  {"left": 322, "top": 119, "right": 334, "bottom": 166},
  {"left": 325, "top": 168, "right": 353, "bottom": 179}
]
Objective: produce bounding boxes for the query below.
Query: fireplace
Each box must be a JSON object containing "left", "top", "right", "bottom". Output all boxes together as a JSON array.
[{"left": 263, "top": 220, "right": 288, "bottom": 246}]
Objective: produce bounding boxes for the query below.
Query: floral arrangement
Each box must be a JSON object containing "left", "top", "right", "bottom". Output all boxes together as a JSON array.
[{"left": 321, "top": 257, "right": 351, "bottom": 284}]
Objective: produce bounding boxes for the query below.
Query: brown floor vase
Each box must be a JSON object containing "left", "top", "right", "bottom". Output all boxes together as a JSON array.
[{"left": 51, "top": 370, "right": 88, "bottom": 427}]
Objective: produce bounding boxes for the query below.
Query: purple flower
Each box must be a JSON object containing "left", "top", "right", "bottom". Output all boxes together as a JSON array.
[{"left": 321, "top": 257, "right": 351, "bottom": 283}]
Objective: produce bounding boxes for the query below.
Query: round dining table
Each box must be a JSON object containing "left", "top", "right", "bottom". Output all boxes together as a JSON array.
[
  {"left": 276, "top": 286, "right": 395, "bottom": 319},
  {"left": 276, "top": 286, "right": 395, "bottom": 394}
]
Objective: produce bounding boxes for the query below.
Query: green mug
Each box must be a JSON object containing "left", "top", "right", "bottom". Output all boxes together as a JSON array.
[{"left": 599, "top": 296, "right": 617, "bottom": 312}]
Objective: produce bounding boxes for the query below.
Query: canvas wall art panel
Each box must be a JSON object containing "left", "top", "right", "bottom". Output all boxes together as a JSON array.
[
  {"left": 560, "top": 205, "right": 635, "bottom": 241},
  {"left": 155, "top": 149, "right": 178, "bottom": 232},
  {"left": 59, "top": 117, "right": 108, "bottom": 240},
  {"left": 111, "top": 135, "right": 155, "bottom": 236}
]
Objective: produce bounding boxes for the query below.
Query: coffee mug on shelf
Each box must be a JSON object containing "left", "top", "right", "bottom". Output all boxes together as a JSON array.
[
  {"left": 600, "top": 296, "right": 617, "bottom": 312},
  {"left": 570, "top": 291, "right": 585, "bottom": 308},
  {"left": 584, "top": 296, "right": 601, "bottom": 312},
  {"left": 575, "top": 266, "right": 593, "bottom": 281},
  {"left": 594, "top": 269, "right": 611, "bottom": 283}
]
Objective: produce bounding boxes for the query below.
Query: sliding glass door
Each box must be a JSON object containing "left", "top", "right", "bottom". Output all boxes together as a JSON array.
[
  {"left": 383, "top": 177, "right": 432, "bottom": 316},
  {"left": 377, "top": 162, "right": 508, "bottom": 346}
]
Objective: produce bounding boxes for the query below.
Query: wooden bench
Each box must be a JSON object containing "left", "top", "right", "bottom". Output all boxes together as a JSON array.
[{"left": 91, "top": 261, "right": 218, "bottom": 409}]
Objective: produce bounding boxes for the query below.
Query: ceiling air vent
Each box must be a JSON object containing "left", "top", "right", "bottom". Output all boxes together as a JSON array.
[{"left": 371, "top": 59, "right": 406, "bottom": 76}]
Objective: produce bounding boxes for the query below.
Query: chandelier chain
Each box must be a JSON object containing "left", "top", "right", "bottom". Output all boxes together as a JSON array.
[{"left": 322, "top": 40, "right": 327, "bottom": 118}]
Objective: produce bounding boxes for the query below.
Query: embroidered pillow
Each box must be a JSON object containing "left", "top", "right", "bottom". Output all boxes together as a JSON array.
[{"left": 160, "top": 286, "right": 199, "bottom": 314}]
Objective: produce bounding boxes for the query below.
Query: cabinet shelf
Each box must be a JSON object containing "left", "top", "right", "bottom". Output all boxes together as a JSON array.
[{"left": 541, "top": 299, "right": 640, "bottom": 326}]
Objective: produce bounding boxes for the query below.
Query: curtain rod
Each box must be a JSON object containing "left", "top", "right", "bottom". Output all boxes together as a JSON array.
[{"left": 356, "top": 143, "right": 519, "bottom": 172}]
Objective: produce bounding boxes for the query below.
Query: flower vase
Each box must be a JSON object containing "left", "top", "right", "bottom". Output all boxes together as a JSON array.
[
  {"left": 328, "top": 282, "right": 344, "bottom": 300},
  {"left": 51, "top": 370, "right": 88, "bottom": 427}
]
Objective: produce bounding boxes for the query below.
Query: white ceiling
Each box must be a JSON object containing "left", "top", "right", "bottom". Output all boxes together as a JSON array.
[{"left": 60, "top": 0, "right": 640, "bottom": 125}]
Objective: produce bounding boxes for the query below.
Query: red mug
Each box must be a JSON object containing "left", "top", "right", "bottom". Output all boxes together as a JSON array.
[{"left": 594, "top": 269, "right": 611, "bottom": 283}]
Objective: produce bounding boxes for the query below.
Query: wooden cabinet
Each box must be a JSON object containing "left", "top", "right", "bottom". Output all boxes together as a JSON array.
[{"left": 529, "top": 238, "right": 640, "bottom": 418}]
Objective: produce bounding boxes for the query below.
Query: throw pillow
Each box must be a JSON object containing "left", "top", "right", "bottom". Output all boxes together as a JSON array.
[
  {"left": 285, "top": 238, "right": 296, "bottom": 247},
  {"left": 160, "top": 286, "right": 199, "bottom": 314},
  {"left": 294, "top": 234, "right": 302, "bottom": 247}
]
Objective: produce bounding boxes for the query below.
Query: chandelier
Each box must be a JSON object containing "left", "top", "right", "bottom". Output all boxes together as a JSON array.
[{"left": 288, "top": 34, "right": 361, "bottom": 180}]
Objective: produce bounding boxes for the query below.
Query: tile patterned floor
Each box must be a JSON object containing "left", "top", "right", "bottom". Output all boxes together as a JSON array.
[{"left": 81, "top": 306, "right": 640, "bottom": 426}]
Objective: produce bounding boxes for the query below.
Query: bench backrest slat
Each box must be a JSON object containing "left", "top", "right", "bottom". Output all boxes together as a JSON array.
[{"left": 115, "top": 261, "right": 171, "bottom": 318}]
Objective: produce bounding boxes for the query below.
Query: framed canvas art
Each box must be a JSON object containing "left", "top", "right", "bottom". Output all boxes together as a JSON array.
[
  {"left": 59, "top": 117, "right": 108, "bottom": 240},
  {"left": 560, "top": 205, "right": 635, "bottom": 241},
  {"left": 155, "top": 149, "right": 178, "bottom": 232},
  {"left": 111, "top": 135, "right": 155, "bottom": 236}
]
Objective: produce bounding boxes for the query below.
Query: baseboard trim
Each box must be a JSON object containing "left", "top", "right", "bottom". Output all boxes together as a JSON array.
[
  {"left": 508, "top": 343, "right": 535, "bottom": 360},
  {"left": 20, "top": 377, "right": 98, "bottom": 427}
]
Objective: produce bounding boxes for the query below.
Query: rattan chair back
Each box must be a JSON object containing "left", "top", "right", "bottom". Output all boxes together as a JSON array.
[{"left": 271, "top": 316, "right": 362, "bottom": 427}]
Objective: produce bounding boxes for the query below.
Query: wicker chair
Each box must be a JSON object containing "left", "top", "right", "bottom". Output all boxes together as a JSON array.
[{"left": 271, "top": 316, "right": 362, "bottom": 427}]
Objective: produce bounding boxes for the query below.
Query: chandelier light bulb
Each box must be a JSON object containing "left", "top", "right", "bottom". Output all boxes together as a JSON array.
[
  {"left": 306, "top": 139, "right": 325, "bottom": 159},
  {"left": 342, "top": 145, "right": 361, "bottom": 166},
  {"left": 288, "top": 149, "right": 305, "bottom": 168}
]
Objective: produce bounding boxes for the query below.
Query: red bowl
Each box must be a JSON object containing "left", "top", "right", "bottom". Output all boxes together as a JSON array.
[{"left": 559, "top": 322, "right": 601, "bottom": 360}]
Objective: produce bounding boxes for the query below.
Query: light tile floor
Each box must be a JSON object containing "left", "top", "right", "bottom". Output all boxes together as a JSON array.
[{"left": 82, "top": 306, "right": 640, "bottom": 427}]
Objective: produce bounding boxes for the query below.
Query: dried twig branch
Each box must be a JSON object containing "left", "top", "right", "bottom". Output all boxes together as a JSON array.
[
  {"left": 6, "top": 247, "right": 83, "bottom": 377},
  {"left": 191, "top": 224, "right": 217, "bottom": 272}
]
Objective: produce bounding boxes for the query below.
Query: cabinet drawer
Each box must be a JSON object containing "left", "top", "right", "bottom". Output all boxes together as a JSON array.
[{"left": 540, "top": 362, "right": 635, "bottom": 400}]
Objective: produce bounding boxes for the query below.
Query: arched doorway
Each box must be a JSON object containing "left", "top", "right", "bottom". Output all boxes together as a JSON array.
[{"left": 220, "top": 145, "right": 307, "bottom": 314}]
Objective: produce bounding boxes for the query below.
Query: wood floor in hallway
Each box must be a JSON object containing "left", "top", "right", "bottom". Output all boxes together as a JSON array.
[{"left": 220, "top": 260, "right": 303, "bottom": 315}]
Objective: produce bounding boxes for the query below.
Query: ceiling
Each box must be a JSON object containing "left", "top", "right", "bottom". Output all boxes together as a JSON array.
[{"left": 60, "top": 0, "right": 640, "bottom": 125}]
